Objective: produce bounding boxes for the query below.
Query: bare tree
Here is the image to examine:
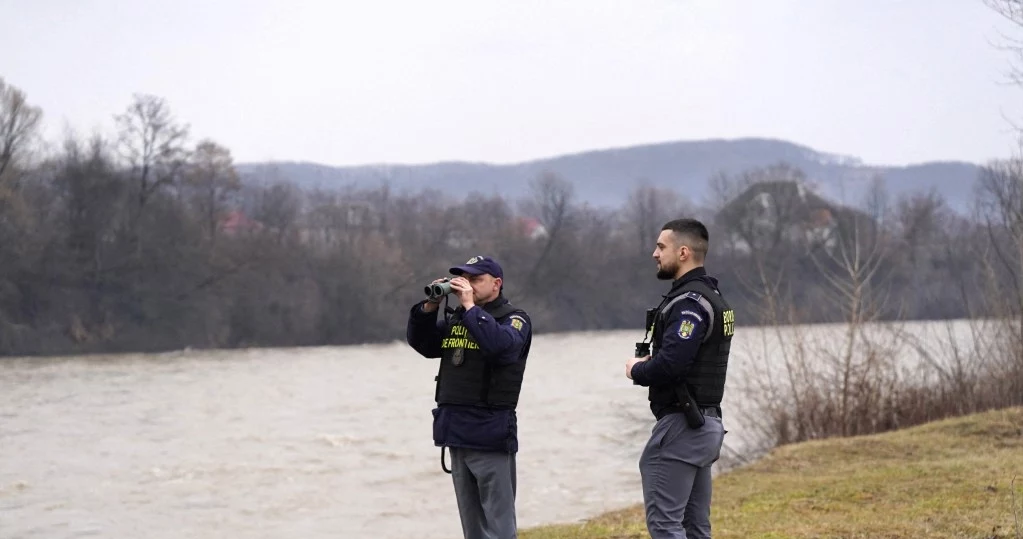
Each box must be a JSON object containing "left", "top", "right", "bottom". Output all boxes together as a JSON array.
[
  {"left": 807, "top": 180, "right": 897, "bottom": 436},
  {"left": 458, "top": 192, "right": 516, "bottom": 251},
  {"left": 0, "top": 79, "right": 40, "bottom": 349},
  {"left": 114, "top": 94, "right": 189, "bottom": 213},
  {"left": 985, "top": 1, "right": 1023, "bottom": 86},
  {"left": 622, "top": 181, "right": 689, "bottom": 257},
  {"left": 888, "top": 189, "right": 967, "bottom": 319},
  {"left": 54, "top": 134, "right": 127, "bottom": 275},
  {"left": 0, "top": 77, "right": 43, "bottom": 182},
  {"left": 253, "top": 181, "right": 302, "bottom": 244},
  {"left": 971, "top": 157, "right": 1023, "bottom": 406},
  {"left": 895, "top": 190, "right": 946, "bottom": 265},
  {"left": 183, "top": 139, "right": 240, "bottom": 244},
  {"left": 976, "top": 157, "right": 1023, "bottom": 320},
  {"left": 521, "top": 171, "right": 575, "bottom": 289}
]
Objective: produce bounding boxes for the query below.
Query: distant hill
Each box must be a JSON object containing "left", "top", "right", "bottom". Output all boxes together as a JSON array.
[{"left": 234, "top": 138, "right": 984, "bottom": 214}]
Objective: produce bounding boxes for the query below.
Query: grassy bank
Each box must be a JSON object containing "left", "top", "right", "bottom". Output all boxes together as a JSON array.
[{"left": 521, "top": 407, "right": 1023, "bottom": 539}]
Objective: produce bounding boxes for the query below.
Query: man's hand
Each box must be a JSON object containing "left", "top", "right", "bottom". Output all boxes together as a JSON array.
[
  {"left": 449, "top": 276, "right": 475, "bottom": 309},
  {"left": 626, "top": 355, "right": 649, "bottom": 379}
]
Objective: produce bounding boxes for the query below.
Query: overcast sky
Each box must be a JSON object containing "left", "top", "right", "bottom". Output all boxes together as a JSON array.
[{"left": 4, "top": 0, "right": 1023, "bottom": 167}]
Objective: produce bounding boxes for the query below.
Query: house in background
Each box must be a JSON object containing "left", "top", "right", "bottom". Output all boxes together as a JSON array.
[
  {"left": 715, "top": 179, "right": 875, "bottom": 256},
  {"left": 514, "top": 216, "right": 548, "bottom": 241},
  {"left": 218, "top": 210, "right": 263, "bottom": 237}
]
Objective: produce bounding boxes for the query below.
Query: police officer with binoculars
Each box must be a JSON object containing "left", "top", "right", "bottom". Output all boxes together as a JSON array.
[{"left": 406, "top": 255, "right": 533, "bottom": 539}]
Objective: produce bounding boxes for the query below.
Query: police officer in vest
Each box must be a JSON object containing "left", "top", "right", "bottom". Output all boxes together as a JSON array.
[
  {"left": 626, "top": 218, "right": 734, "bottom": 539},
  {"left": 406, "top": 255, "right": 532, "bottom": 539}
]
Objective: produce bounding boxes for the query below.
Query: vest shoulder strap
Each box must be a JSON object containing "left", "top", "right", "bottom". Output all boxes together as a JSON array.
[{"left": 486, "top": 302, "right": 525, "bottom": 321}]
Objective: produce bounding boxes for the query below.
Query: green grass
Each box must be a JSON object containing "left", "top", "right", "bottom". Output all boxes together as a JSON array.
[{"left": 521, "top": 407, "right": 1023, "bottom": 539}]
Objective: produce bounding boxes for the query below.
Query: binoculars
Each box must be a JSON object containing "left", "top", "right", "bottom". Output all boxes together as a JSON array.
[
  {"left": 425, "top": 278, "right": 454, "bottom": 300},
  {"left": 634, "top": 342, "right": 650, "bottom": 358}
]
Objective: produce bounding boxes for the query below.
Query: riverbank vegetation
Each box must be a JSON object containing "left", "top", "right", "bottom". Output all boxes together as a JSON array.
[{"left": 521, "top": 406, "right": 1023, "bottom": 539}]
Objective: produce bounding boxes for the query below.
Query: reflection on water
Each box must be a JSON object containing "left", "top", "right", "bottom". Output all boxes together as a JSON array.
[{"left": 0, "top": 320, "right": 973, "bottom": 538}]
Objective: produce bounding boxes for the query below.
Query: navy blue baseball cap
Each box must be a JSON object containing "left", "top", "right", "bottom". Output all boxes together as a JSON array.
[{"left": 449, "top": 255, "right": 503, "bottom": 279}]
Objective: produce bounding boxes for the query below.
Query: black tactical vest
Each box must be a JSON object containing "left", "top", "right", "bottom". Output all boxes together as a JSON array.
[
  {"left": 649, "top": 274, "right": 734, "bottom": 412},
  {"left": 434, "top": 298, "right": 532, "bottom": 409}
]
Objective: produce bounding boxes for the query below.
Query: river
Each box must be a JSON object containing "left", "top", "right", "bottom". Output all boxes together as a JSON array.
[{"left": 0, "top": 320, "right": 976, "bottom": 538}]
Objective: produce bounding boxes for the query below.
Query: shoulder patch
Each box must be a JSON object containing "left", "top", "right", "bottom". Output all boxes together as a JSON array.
[
  {"left": 508, "top": 314, "right": 527, "bottom": 331},
  {"left": 678, "top": 318, "right": 696, "bottom": 340}
]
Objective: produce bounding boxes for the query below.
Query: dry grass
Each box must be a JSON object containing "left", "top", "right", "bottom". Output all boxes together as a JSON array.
[{"left": 520, "top": 406, "right": 1023, "bottom": 539}]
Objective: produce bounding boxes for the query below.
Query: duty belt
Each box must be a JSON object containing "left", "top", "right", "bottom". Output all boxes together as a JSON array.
[{"left": 700, "top": 406, "right": 722, "bottom": 418}]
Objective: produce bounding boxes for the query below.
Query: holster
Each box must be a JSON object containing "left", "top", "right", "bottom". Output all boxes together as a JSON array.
[{"left": 674, "top": 384, "right": 705, "bottom": 429}]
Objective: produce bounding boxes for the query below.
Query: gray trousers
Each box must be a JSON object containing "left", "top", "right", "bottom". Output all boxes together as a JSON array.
[
  {"left": 639, "top": 412, "right": 726, "bottom": 539},
  {"left": 448, "top": 447, "right": 518, "bottom": 539}
]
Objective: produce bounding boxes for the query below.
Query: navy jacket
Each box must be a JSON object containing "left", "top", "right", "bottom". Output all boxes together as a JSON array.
[
  {"left": 630, "top": 268, "right": 712, "bottom": 387},
  {"left": 407, "top": 296, "right": 532, "bottom": 452}
]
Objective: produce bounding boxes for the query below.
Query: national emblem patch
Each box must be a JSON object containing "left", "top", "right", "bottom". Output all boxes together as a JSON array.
[
  {"left": 511, "top": 318, "right": 523, "bottom": 330},
  {"left": 678, "top": 319, "right": 695, "bottom": 340}
]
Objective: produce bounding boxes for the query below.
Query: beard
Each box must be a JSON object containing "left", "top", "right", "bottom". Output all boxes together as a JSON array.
[{"left": 656, "top": 261, "right": 678, "bottom": 280}]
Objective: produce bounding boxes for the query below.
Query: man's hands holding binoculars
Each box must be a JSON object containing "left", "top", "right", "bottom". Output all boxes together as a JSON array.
[{"left": 423, "top": 276, "right": 474, "bottom": 311}]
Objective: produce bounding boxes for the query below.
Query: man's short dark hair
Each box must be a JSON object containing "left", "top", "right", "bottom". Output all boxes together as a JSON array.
[{"left": 661, "top": 218, "right": 709, "bottom": 261}]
